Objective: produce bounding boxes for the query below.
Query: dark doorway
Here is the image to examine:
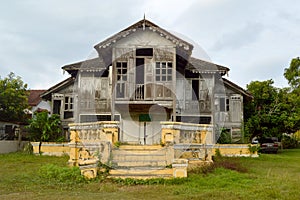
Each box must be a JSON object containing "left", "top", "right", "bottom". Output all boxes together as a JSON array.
[
  {"left": 192, "top": 80, "right": 199, "bottom": 100},
  {"left": 53, "top": 100, "right": 61, "bottom": 115},
  {"left": 136, "top": 58, "right": 145, "bottom": 84}
]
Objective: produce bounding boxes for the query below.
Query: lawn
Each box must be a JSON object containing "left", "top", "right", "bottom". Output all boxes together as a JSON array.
[{"left": 0, "top": 149, "right": 299, "bottom": 200}]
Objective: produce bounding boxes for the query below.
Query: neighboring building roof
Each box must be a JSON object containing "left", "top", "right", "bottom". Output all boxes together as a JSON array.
[
  {"left": 94, "top": 19, "right": 194, "bottom": 54},
  {"left": 222, "top": 78, "right": 253, "bottom": 100},
  {"left": 28, "top": 90, "right": 46, "bottom": 106},
  {"left": 187, "top": 57, "right": 230, "bottom": 76},
  {"left": 41, "top": 77, "right": 75, "bottom": 100}
]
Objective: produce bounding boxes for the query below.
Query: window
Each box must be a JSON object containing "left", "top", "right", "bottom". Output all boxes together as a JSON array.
[
  {"left": 155, "top": 62, "right": 172, "bottom": 81},
  {"left": 64, "top": 96, "right": 73, "bottom": 111},
  {"left": 136, "top": 48, "right": 153, "bottom": 57},
  {"left": 116, "top": 82, "right": 125, "bottom": 98},
  {"left": 116, "top": 62, "right": 127, "bottom": 81},
  {"left": 80, "top": 114, "right": 120, "bottom": 123},
  {"left": 220, "top": 97, "right": 229, "bottom": 112},
  {"left": 116, "top": 62, "right": 127, "bottom": 98},
  {"left": 64, "top": 96, "right": 74, "bottom": 119},
  {"left": 176, "top": 116, "right": 211, "bottom": 124}
]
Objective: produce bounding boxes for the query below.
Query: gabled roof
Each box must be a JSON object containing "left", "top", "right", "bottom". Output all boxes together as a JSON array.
[
  {"left": 62, "top": 57, "right": 106, "bottom": 75},
  {"left": 28, "top": 90, "right": 46, "bottom": 106},
  {"left": 222, "top": 78, "right": 253, "bottom": 100},
  {"left": 41, "top": 77, "right": 75, "bottom": 100},
  {"left": 94, "top": 19, "right": 194, "bottom": 53},
  {"left": 187, "top": 57, "right": 230, "bottom": 76}
]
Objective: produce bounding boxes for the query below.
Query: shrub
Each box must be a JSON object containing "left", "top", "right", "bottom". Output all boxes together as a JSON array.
[
  {"left": 26, "top": 111, "right": 63, "bottom": 142},
  {"left": 217, "top": 129, "right": 232, "bottom": 144},
  {"left": 248, "top": 144, "right": 260, "bottom": 154},
  {"left": 282, "top": 135, "right": 298, "bottom": 149},
  {"left": 23, "top": 142, "right": 33, "bottom": 154},
  {"left": 38, "top": 164, "right": 86, "bottom": 184}
]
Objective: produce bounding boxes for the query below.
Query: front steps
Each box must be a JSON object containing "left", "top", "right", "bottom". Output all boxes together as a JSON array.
[
  {"left": 108, "top": 145, "right": 173, "bottom": 179},
  {"left": 109, "top": 168, "right": 173, "bottom": 179}
]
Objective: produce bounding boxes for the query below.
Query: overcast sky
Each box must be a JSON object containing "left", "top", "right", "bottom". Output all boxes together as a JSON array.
[{"left": 1, "top": 0, "right": 299, "bottom": 89}]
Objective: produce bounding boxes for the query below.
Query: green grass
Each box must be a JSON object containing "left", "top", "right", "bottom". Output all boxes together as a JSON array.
[{"left": 0, "top": 149, "right": 300, "bottom": 200}]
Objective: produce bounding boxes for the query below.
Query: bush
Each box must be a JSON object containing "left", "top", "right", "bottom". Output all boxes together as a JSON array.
[
  {"left": 248, "top": 144, "right": 260, "bottom": 154},
  {"left": 217, "top": 129, "right": 232, "bottom": 144},
  {"left": 38, "top": 164, "right": 86, "bottom": 184},
  {"left": 281, "top": 135, "right": 298, "bottom": 149},
  {"left": 26, "top": 111, "right": 63, "bottom": 142},
  {"left": 23, "top": 142, "right": 33, "bottom": 154}
]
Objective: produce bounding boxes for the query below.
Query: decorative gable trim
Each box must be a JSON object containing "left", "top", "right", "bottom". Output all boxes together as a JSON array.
[{"left": 94, "top": 19, "right": 194, "bottom": 54}]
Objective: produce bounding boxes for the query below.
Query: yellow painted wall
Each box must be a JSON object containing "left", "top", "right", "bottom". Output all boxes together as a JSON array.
[
  {"left": 213, "top": 144, "right": 258, "bottom": 157},
  {"left": 31, "top": 142, "right": 70, "bottom": 156}
]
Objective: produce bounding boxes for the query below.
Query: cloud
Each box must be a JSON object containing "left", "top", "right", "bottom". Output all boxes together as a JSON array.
[
  {"left": 212, "top": 22, "right": 264, "bottom": 51},
  {"left": 0, "top": 0, "right": 300, "bottom": 89}
]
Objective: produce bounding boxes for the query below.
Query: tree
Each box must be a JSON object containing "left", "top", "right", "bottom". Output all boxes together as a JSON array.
[
  {"left": 27, "top": 111, "right": 63, "bottom": 153},
  {"left": 284, "top": 57, "right": 300, "bottom": 89},
  {"left": 0, "top": 72, "right": 29, "bottom": 122},
  {"left": 245, "top": 57, "right": 300, "bottom": 142},
  {"left": 244, "top": 80, "right": 283, "bottom": 140},
  {"left": 283, "top": 57, "right": 300, "bottom": 133}
]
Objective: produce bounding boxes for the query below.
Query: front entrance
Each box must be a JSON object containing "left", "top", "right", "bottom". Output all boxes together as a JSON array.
[
  {"left": 139, "top": 114, "right": 151, "bottom": 145},
  {"left": 117, "top": 104, "right": 170, "bottom": 145}
]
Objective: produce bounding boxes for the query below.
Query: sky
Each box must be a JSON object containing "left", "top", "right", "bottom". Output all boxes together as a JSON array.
[{"left": 1, "top": 0, "right": 299, "bottom": 89}]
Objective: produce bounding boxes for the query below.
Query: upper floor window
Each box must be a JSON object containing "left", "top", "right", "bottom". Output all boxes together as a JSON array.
[
  {"left": 64, "top": 96, "right": 74, "bottom": 119},
  {"left": 116, "top": 62, "right": 127, "bottom": 81},
  {"left": 155, "top": 62, "right": 172, "bottom": 81},
  {"left": 220, "top": 97, "right": 229, "bottom": 112},
  {"left": 136, "top": 48, "right": 153, "bottom": 57},
  {"left": 64, "top": 96, "right": 73, "bottom": 111}
]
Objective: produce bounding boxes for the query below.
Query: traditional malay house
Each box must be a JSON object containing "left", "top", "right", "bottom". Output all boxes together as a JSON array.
[{"left": 41, "top": 18, "right": 253, "bottom": 178}]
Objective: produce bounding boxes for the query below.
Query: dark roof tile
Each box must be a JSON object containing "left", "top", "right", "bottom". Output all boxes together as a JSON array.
[{"left": 28, "top": 90, "right": 46, "bottom": 106}]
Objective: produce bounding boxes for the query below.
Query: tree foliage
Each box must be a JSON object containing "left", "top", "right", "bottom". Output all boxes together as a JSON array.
[
  {"left": 284, "top": 57, "right": 300, "bottom": 89},
  {"left": 27, "top": 111, "right": 63, "bottom": 142},
  {"left": 244, "top": 80, "right": 281, "bottom": 139},
  {"left": 245, "top": 57, "right": 300, "bottom": 141},
  {"left": 0, "top": 72, "right": 29, "bottom": 122}
]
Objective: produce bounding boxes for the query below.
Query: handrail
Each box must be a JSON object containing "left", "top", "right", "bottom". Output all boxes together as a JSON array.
[{"left": 135, "top": 84, "right": 144, "bottom": 100}]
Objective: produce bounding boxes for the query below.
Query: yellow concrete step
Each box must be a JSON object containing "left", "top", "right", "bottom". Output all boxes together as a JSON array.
[
  {"left": 113, "top": 160, "right": 168, "bottom": 167},
  {"left": 112, "top": 154, "right": 167, "bottom": 162},
  {"left": 118, "top": 145, "right": 163, "bottom": 151},
  {"left": 112, "top": 150, "right": 166, "bottom": 156},
  {"left": 109, "top": 168, "right": 173, "bottom": 179}
]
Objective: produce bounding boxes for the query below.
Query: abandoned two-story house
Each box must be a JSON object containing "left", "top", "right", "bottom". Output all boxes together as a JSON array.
[{"left": 41, "top": 19, "right": 252, "bottom": 145}]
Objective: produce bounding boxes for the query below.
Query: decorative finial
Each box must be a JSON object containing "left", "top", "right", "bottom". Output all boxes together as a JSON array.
[{"left": 143, "top": 13, "right": 146, "bottom": 30}]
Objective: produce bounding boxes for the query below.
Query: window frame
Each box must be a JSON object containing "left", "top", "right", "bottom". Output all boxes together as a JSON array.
[
  {"left": 219, "top": 97, "right": 229, "bottom": 112},
  {"left": 116, "top": 61, "right": 128, "bottom": 98},
  {"left": 155, "top": 61, "right": 172, "bottom": 82},
  {"left": 64, "top": 96, "right": 74, "bottom": 111}
]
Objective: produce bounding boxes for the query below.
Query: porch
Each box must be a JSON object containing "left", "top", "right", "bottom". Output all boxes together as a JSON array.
[{"left": 67, "top": 121, "right": 214, "bottom": 179}]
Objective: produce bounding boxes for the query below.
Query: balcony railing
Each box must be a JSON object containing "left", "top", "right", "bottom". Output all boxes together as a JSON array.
[{"left": 135, "top": 84, "right": 144, "bottom": 100}]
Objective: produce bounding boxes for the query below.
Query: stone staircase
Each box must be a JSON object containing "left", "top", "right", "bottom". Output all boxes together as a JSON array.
[{"left": 109, "top": 145, "right": 173, "bottom": 179}]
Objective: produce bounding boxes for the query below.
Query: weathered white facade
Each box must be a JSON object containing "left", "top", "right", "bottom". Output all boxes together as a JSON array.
[{"left": 42, "top": 19, "right": 252, "bottom": 144}]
